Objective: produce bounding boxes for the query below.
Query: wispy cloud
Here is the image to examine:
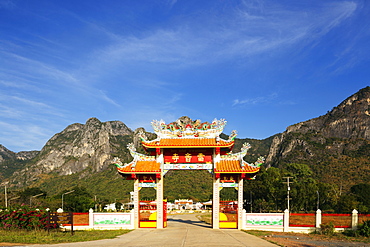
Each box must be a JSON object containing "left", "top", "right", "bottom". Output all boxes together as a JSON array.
[
  {"left": 97, "top": 90, "right": 121, "bottom": 107},
  {"left": 0, "top": 93, "right": 65, "bottom": 119},
  {"left": 81, "top": 1, "right": 357, "bottom": 77},
  {"left": 0, "top": 0, "right": 16, "bottom": 9},
  {"left": 0, "top": 120, "right": 52, "bottom": 151},
  {"left": 233, "top": 93, "right": 278, "bottom": 106}
]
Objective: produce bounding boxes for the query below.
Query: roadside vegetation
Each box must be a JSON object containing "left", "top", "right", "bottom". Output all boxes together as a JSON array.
[
  {"left": 0, "top": 205, "right": 130, "bottom": 244},
  {"left": 245, "top": 228, "right": 370, "bottom": 246},
  {"left": 196, "top": 212, "right": 211, "bottom": 225},
  {"left": 0, "top": 229, "right": 130, "bottom": 244},
  {"left": 196, "top": 213, "right": 370, "bottom": 245}
]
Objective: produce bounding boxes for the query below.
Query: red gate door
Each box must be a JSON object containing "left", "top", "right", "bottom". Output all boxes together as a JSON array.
[
  {"left": 163, "top": 201, "right": 167, "bottom": 228},
  {"left": 139, "top": 201, "right": 157, "bottom": 228},
  {"left": 219, "top": 201, "right": 238, "bottom": 229}
]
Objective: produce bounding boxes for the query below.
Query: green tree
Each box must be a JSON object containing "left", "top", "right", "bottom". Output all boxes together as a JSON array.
[
  {"left": 18, "top": 187, "right": 47, "bottom": 206},
  {"left": 245, "top": 167, "right": 286, "bottom": 212},
  {"left": 284, "top": 163, "right": 318, "bottom": 212},
  {"left": 350, "top": 183, "right": 370, "bottom": 213},
  {"left": 317, "top": 182, "right": 337, "bottom": 211},
  {"left": 335, "top": 194, "right": 359, "bottom": 213},
  {"left": 60, "top": 186, "right": 94, "bottom": 212}
]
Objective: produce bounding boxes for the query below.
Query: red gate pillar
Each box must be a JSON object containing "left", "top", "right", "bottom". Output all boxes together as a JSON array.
[
  {"left": 212, "top": 176, "right": 220, "bottom": 229},
  {"left": 156, "top": 175, "right": 164, "bottom": 229},
  {"left": 237, "top": 177, "right": 243, "bottom": 230},
  {"left": 133, "top": 178, "right": 139, "bottom": 229}
]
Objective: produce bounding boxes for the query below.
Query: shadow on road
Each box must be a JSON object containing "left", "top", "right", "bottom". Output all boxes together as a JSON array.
[{"left": 167, "top": 217, "right": 212, "bottom": 229}]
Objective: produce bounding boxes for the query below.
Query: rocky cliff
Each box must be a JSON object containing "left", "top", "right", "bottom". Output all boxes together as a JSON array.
[
  {"left": 0, "top": 145, "right": 15, "bottom": 163},
  {"left": 0, "top": 145, "right": 39, "bottom": 181},
  {"left": 6, "top": 118, "right": 134, "bottom": 187},
  {"left": 266, "top": 86, "right": 370, "bottom": 189}
]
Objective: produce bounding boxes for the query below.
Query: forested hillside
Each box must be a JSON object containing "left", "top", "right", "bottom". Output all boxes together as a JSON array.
[{"left": 266, "top": 86, "right": 370, "bottom": 192}]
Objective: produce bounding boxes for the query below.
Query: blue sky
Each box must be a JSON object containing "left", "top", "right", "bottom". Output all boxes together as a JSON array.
[{"left": 1, "top": 0, "right": 369, "bottom": 152}]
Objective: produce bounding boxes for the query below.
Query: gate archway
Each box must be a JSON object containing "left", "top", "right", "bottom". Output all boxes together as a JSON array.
[{"left": 113, "top": 117, "right": 263, "bottom": 229}]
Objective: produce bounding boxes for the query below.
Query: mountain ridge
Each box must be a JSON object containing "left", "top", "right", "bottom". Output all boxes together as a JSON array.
[
  {"left": 266, "top": 86, "right": 370, "bottom": 190},
  {"left": 0, "top": 87, "right": 369, "bottom": 199}
]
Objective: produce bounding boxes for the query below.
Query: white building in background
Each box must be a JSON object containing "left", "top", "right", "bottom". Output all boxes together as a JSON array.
[
  {"left": 104, "top": 203, "right": 117, "bottom": 211},
  {"left": 167, "top": 199, "right": 205, "bottom": 210}
]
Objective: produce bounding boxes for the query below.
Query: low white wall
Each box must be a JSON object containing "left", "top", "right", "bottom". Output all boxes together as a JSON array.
[
  {"left": 242, "top": 211, "right": 284, "bottom": 232},
  {"left": 92, "top": 212, "right": 134, "bottom": 229},
  {"left": 242, "top": 209, "right": 358, "bottom": 233},
  {"left": 61, "top": 210, "right": 135, "bottom": 230}
]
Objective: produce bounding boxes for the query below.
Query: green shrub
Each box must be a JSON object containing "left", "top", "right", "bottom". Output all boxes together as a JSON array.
[
  {"left": 0, "top": 205, "right": 57, "bottom": 230},
  {"left": 358, "top": 220, "right": 370, "bottom": 237},
  {"left": 320, "top": 222, "right": 335, "bottom": 235},
  {"left": 342, "top": 229, "right": 358, "bottom": 237}
]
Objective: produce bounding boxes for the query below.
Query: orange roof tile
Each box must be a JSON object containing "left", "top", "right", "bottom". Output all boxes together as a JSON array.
[
  {"left": 116, "top": 160, "right": 161, "bottom": 174},
  {"left": 214, "top": 160, "right": 260, "bottom": 173},
  {"left": 142, "top": 138, "right": 234, "bottom": 148}
]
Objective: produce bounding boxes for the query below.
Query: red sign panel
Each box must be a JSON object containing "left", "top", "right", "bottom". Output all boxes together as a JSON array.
[
  {"left": 137, "top": 174, "right": 157, "bottom": 182},
  {"left": 164, "top": 149, "right": 213, "bottom": 164}
]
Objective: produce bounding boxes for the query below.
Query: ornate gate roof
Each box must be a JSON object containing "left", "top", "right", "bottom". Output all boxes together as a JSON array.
[{"left": 113, "top": 117, "right": 263, "bottom": 179}]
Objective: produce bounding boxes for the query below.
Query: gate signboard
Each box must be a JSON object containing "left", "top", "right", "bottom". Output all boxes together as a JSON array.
[{"left": 48, "top": 212, "right": 74, "bottom": 235}]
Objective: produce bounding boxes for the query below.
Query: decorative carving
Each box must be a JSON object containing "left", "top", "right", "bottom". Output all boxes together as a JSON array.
[
  {"left": 221, "top": 142, "right": 251, "bottom": 161},
  {"left": 228, "top": 130, "right": 238, "bottom": 141},
  {"left": 150, "top": 117, "right": 228, "bottom": 138},
  {"left": 253, "top": 156, "right": 265, "bottom": 167},
  {"left": 112, "top": 157, "right": 123, "bottom": 168},
  {"left": 218, "top": 142, "right": 264, "bottom": 169},
  {"left": 137, "top": 129, "right": 147, "bottom": 141},
  {"left": 127, "top": 143, "right": 156, "bottom": 161}
]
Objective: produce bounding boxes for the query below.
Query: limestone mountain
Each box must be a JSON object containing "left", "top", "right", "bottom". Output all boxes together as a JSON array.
[
  {"left": 5, "top": 118, "right": 134, "bottom": 188},
  {"left": 1, "top": 86, "right": 369, "bottom": 200},
  {"left": 0, "top": 117, "right": 270, "bottom": 201},
  {"left": 0, "top": 145, "right": 16, "bottom": 163},
  {"left": 266, "top": 86, "right": 370, "bottom": 190},
  {"left": 0, "top": 145, "right": 39, "bottom": 181}
]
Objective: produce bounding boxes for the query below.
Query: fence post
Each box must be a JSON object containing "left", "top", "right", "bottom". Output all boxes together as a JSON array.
[
  {"left": 284, "top": 209, "right": 289, "bottom": 232},
  {"left": 241, "top": 209, "right": 246, "bottom": 229},
  {"left": 89, "top": 208, "right": 94, "bottom": 229},
  {"left": 316, "top": 209, "right": 322, "bottom": 229},
  {"left": 352, "top": 209, "right": 358, "bottom": 230}
]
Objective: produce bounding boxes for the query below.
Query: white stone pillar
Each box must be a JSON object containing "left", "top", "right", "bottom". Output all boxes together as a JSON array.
[
  {"left": 133, "top": 178, "right": 139, "bottom": 228},
  {"left": 316, "top": 209, "right": 322, "bottom": 229},
  {"left": 283, "top": 209, "right": 289, "bottom": 232},
  {"left": 213, "top": 176, "right": 220, "bottom": 229},
  {"left": 241, "top": 209, "right": 246, "bottom": 230},
  {"left": 156, "top": 175, "right": 164, "bottom": 229},
  {"left": 89, "top": 208, "right": 94, "bottom": 229},
  {"left": 237, "top": 177, "right": 243, "bottom": 230},
  {"left": 352, "top": 209, "right": 358, "bottom": 230}
]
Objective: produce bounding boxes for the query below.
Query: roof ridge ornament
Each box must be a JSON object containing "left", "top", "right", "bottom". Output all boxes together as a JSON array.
[
  {"left": 112, "top": 157, "right": 123, "bottom": 168},
  {"left": 220, "top": 142, "right": 251, "bottom": 161},
  {"left": 137, "top": 129, "right": 147, "bottom": 142},
  {"left": 254, "top": 156, "right": 265, "bottom": 167},
  {"left": 228, "top": 130, "right": 237, "bottom": 141},
  {"left": 127, "top": 143, "right": 156, "bottom": 161},
  {"left": 111, "top": 143, "right": 157, "bottom": 169},
  {"left": 151, "top": 118, "right": 228, "bottom": 138}
]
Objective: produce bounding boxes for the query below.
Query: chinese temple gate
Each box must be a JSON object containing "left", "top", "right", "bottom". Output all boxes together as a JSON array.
[{"left": 113, "top": 117, "right": 263, "bottom": 229}]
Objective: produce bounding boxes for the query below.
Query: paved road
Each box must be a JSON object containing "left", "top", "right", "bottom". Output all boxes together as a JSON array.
[{"left": 34, "top": 214, "right": 278, "bottom": 247}]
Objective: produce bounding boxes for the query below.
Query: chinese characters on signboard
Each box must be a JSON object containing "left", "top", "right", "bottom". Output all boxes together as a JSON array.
[{"left": 164, "top": 149, "right": 213, "bottom": 164}]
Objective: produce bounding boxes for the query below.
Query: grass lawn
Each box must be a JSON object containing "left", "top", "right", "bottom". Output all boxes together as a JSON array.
[
  {"left": 245, "top": 230, "right": 370, "bottom": 245},
  {"left": 196, "top": 213, "right": 212, "bottom": 224},
  {"left": 0, "top": 229, "right": 131, "bottom": 245}
]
